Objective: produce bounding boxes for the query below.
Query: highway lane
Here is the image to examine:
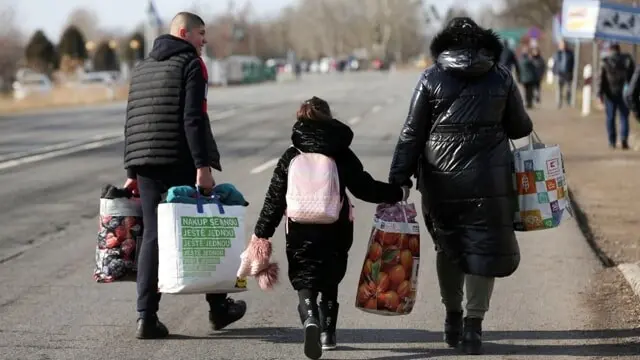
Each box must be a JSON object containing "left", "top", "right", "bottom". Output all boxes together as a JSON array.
[
  {"left": 0, "top": 71, "right": 638, "bottom": 360},
  {"left": 0, "top": 72, "right": 392, "bottom": 159}
]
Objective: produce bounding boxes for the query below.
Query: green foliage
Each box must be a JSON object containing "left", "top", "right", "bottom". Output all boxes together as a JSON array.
[
  {"left": 122, "top": 32, "right": 145, "bottom": 64},
  {"left": 93, "top": 41, "right": 119, "bottom": 71},
  {"left": 25, "top": 30, "right": 57, "bottom": 73},
  {"left": 58, "top": 25, "right": 88, "bottom": 60}
]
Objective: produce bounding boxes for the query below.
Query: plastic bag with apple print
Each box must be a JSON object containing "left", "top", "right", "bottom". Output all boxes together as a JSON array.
[{"left": 355, "top": 202, "right": 420, "bottom": 316}]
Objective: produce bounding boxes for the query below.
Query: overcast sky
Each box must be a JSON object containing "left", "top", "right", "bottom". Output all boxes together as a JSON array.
[{"left": 13, "top": 0, "right": 497, "bottom": 40}]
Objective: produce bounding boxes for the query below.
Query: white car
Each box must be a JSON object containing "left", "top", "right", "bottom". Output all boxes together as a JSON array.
[{"left": 12, "top": 74, "right": 53, "bottom": 100}]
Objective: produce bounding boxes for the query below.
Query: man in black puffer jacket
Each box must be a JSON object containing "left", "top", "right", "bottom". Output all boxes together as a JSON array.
[
  {"left": 122, "top": 11, "right": 246, "bottom": 339},
  {"left": 388, "top": 17, "right": 533, "bottom": 355}
]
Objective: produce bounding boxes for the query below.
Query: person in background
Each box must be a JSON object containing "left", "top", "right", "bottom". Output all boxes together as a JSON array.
[
  {"left": 552, "top": 39, "right": 575, "bottom": 108},
  {"left": 388, "top": 17, "right": 533, "bottom": 355},
  {"left": 530, "top": 47, "right": 547, "bottom": 104},
  {"left": 517, "top": 46, "right": 538, "bottom": 109},
  {"left": 597, "top": 42, "right": 635, "bottom": 149},
  {"left": 122, "top": 11, "right": 246, "bottom": 339},
  {"left": 499, "top": 39, "right": 520, "bottom": 80},
  {"left": 625, "top": 63, "right": 640, "bottom": 123}
]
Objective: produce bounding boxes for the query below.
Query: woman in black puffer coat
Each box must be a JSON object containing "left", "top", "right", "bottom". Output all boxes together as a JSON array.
[
  {"left": 252, "top": 96, "right": 406, "bottom": 359},
  {"left": 388, "top": 17, "right": 533, "bottom": 355}
]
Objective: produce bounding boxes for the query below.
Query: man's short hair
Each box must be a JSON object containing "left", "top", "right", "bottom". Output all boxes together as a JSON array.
[{"left": 171, "top": 12, "right": 205, "bottom": 31}]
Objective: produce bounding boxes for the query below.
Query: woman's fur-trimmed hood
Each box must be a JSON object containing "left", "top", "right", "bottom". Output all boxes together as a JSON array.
[
  {"left": 429, "top": 19, "right": 504, "bottom": 76},
  {"left": 430, "top": 25, "right": 504, "bottom": 61}
]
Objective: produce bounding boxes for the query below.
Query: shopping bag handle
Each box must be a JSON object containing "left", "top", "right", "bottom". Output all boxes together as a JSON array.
[
  {"left": 509, "top": 130, "right": 542, "bottom": 151},
  {"left": 398, "top": 201, "right": 409, "bottom": 224},
  {"left": 195, "top": 185, "right": 225, "bottom": 215}
]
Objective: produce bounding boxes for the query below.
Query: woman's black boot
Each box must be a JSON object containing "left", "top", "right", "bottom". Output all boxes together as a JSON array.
[
  {"left": 444, "top": 310, "right": 463, "bottom": 347},
  {"left": 461, "top": 316, "right": 483, "bottom": 355}
]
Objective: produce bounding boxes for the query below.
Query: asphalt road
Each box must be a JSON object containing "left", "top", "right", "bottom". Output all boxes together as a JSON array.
[{"left": 0, "top": 71, "right": 637, "bottom": 360}]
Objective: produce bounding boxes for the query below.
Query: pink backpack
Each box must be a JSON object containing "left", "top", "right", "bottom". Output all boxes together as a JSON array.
[{"left": 285, "top": 147, "right": 342, "bottom": 224}]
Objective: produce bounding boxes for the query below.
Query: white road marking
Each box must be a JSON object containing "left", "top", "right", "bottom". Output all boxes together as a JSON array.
[
  {"left": 371, "top": 105, "right": 382, "bottom": 113},
  {"left": 348, "top": 116, "right": 361, "bottom": 125},
  {"left": 0, "top": 107, "right": 243, "bottom": 168},
  {"left": 0, "top": 132, "right": 123, "bottom": 162},
  {"left": 249, "top": 158, "right": 279, "bottom": 174},
  {"left": 0, "top": 135, "right": 125, "bottom": 171}
]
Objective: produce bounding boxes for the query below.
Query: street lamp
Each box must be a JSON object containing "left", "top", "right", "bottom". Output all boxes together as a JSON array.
[
  {"left": 85, "top": 41, "right": 96, "bottom": 51},
  {"left": 109, "top": 40, "right": 118, "bottom": 49},
  {"left": 130, "top": 39, "right": 140, "bottom": 50}
]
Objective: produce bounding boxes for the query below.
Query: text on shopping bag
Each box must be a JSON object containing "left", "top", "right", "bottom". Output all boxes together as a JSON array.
[{"left": 180, "top": 215, "right": 241, "bottom": 277}]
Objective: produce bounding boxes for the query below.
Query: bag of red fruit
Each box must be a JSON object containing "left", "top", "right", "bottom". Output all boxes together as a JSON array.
[
  {"left": 94, "top": 184, "right": 143, "bottom": 283},
  {"left": 355, "top": 202, "right": 420, "bottom": 316}
]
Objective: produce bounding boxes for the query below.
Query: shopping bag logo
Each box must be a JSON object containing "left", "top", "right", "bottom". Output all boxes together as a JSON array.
[
  {"left": 516, "top": 172, "right": 537, "bottom": 195},
  {"left": 524, "top": 160, "right": 534, "bottom": 171},
  {"left": 546, "top": 158, "right": 561, "bottom": 177},
  {"left": 522, "top": 210, "right": 544, "bottom": 230}
]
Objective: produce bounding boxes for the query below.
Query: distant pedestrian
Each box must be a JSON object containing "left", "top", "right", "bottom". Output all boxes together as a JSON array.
[
  {"left": 597, "top": 42, "right": 635, "bottom": 149},
  {"left": 499, "top": 39, "right": 520, "bottom": 80},
  {"left": 552, "top": 39, "right": 575, "bottom": 108},
  {"left": 530, "top": 47, "right": 547, "bottom": 103},
  {"left": 518, "top": 46, "right": 539, "bottom": 109}
]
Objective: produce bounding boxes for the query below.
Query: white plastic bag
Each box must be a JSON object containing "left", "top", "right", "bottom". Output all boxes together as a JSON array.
[
  {"left": 157, "top": 197, "right": 248, "bottom": 294},
  {"left": 511, "top": 132, "right": 573, "bottom": 231}
]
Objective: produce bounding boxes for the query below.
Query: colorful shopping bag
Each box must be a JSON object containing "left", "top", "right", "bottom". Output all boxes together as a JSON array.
[
  {"left": 355, "top": 202, "right": 420, "bottom": 316},
  {"left": 94, "top": 184, "right": 142, "bottom": 283},
  {"left": 511, "top": 132, "right": 573, "bottom": 231}
]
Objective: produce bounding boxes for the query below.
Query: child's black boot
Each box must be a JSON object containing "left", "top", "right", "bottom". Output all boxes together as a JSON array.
[
  {"left": 297, "top": 291, "right": 322, "bottom": 360},
  {"left": 319, "top": 300, "right": 338, "bottom": 350}
]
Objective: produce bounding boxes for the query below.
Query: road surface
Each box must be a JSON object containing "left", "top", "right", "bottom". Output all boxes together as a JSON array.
[{"left": 0, "top": 71, "right": 637, "bottom": 360}]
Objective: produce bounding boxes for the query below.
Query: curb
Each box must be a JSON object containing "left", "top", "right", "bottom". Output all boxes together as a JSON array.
[
  {"left": 618, "top": 262, "right": 640, "bottom": 299},
  {"left": 567, "top": 190, "right": 616, "bottom": 268}
]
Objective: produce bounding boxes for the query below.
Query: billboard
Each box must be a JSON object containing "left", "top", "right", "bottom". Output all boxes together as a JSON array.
[
  {"left": 594, "top": 1, "right": 640, "bottom": 44},
  {"left": 561, "top": 0, "right": 601, "bottom": 39}
]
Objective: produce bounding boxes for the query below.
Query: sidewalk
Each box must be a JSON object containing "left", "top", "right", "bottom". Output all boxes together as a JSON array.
[{"left": 526, "top": 89, "right": 640, "bottom": 326}]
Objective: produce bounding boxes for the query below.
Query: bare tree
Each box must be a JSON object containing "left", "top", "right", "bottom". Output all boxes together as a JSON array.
[
  {"left": 0, "top": 4, "right": 23, "bottom": 90},
  {"left": 65, "top": 7, "right": 100, "bottom": 42},
  {"left": 198, "top": 0, "right": 426, "bottom": 62},
  {"left": 498, "top": 0, "right": 561, "bottom": 29}
]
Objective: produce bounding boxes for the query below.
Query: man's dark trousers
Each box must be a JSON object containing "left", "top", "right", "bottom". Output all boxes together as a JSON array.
[
  {"left": 135, "top": 165, "right": 226, "bottom": 319},
  {"left": 604, "top": 95, "right": 630, "bottom": 148}
]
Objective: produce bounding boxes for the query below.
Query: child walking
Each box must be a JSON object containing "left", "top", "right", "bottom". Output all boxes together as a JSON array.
[{"left": 248, "top": 96, "right": 408, "bottom": 359}]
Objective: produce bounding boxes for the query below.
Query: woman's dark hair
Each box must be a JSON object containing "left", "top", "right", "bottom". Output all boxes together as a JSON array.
[{"left": 296, "top": 96, "right": 332, "bottom": 121}]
